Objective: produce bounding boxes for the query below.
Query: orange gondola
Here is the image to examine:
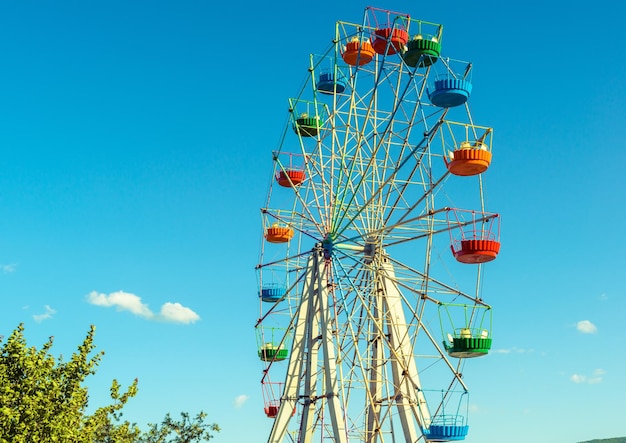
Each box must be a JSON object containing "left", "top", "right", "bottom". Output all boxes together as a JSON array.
[
  {"left": 342, "top": 38, "right": 375, "bottom": 66},
  {"left": 445, "top": 142, "right": 492, "bottom": 176},
  {"left": 265, "top": 225, "right": 294, "bottom": 243}
]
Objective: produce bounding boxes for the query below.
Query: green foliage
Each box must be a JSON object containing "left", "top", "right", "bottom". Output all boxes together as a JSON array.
[
  {"left": 139, "top": 412, "right": 220, "bottom": 443},
  {"left": 0, "top": 324, "right": 218, "bottom": 443},
  {"left": 0, "top": 323, "right": 138, "bottom": 442}
]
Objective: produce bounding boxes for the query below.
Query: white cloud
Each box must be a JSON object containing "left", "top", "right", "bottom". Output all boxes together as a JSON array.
[
  {"left": 33, "top": 305, "right": 56, "bottom": 322},
  {"left": 87, "top": 291, "right": 153, "bottom": 318},
  {"left": 589, "top": 368, "right": 606, "bottom": 384},
  {"left": 576, "top": 320, "right": 597, "bottom": 334},
  {"left": 1, "top": 263, "right": 17, "bottom": 273},
  {"left": 87, "top": 291, "right": 200, "bottom": 324},
  {"left": 570, "top": 369, "right": 605, "bottom": 384},
  {"left": 234, "top": 394, "right": 249, "bottom": 408},
  {"left": 570, "top": 374, "right": 586, "bottom": 384},
  {"left": 158, "top": 302, "right": 200, "bottom": 324}
]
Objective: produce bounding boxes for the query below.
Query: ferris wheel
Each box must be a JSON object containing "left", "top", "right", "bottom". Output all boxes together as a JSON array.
[{"left": 255, "top": 6, "right": 500, "bottom": 442}]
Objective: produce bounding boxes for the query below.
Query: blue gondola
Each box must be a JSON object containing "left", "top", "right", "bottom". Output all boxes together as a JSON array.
[
  {"left": 428, "top": 78, "right": 472, "bottom": 108},
  {"left": 259, "top": 284, "right": 286, "bottom": 303},
  {"left": 317, "top": 72, "right": 347, "bottom": 94},
  {"left": 424, "top": 415, "right": 469, "bottom": 441},
  {"left": 425, "top": 424, "right": 469, "bottom": 441}
]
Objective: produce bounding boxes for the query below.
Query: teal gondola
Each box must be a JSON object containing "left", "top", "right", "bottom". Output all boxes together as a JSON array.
[
  {"left": 259, "top": 285, "right": 286, "bottom": 303},
  {"left": 317, "top": 72, "right": 347, "bottom": 94}
]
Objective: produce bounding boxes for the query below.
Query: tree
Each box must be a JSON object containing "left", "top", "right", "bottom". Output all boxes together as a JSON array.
[
  {"left": 0, "top": 323, "right": 138, "bottom": 442},
  {"left": 139, "top": 412, "right": 220, "bottom": 443},
  {"left": 0, "top": 324, "right": 218, "bottom": 443}
]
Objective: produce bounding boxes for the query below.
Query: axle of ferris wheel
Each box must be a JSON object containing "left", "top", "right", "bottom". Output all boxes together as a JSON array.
[{"left": 321, "top": 234, "right": 380, "bottom": 262}]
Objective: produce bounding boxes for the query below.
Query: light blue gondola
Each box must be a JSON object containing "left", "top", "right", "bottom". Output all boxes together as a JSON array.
[
  {"left": 421, "top": 391, "right": 470, "bottom": 442},
  {"left": 425, "top": 423, "right": 469, "bottom": 441},
  {"left": 428, "top": 78, "right": 472, "bottom": 108}
]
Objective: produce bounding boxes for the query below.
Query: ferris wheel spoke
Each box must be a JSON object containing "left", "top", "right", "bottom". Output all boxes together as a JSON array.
[
  {"left": 273, "top": 154, "right": 329, "bottom": 237},
  {"left": 381, "top": 152, "right": 450, "bottom": 228},
  {"left": 333, "top": 119, "right": 448, "bottom": 241},
  {"left": 329, "top": 65, "right": 432, "bottom": 233},
  {"left": 331, "top": 251, "right": 466, "bottom": 386},
  {"left": 386, "top": 255, "right": 490, "bottom": 307},
  {"left": 306, "top": 141, "right": 337, "bottom": 229}
]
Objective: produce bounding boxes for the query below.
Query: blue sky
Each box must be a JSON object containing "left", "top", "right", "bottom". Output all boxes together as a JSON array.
[{"left": 0, "top": 1, "right": 625, "bottom": 442}]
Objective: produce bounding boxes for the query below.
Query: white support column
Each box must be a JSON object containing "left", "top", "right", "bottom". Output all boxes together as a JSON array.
[
  {"left": 298, "top": 254, "right": 321, "bottom": 443},
  {"left": 267, "top": 249, "right": 348, "bottom": 443},
  {"left": 366, "top": 284, "right": 383, "bottom": 443},
  {"left": 317, "top": 253, "right": 348, "bottom": 443},
  {"left": 379, "top": 259, "right": 431, "bottom": 441}
]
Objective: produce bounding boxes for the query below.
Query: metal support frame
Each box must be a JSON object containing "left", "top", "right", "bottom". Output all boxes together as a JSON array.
[{"left": 268, "top": 248, "right": 432, "bottom": 442}]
